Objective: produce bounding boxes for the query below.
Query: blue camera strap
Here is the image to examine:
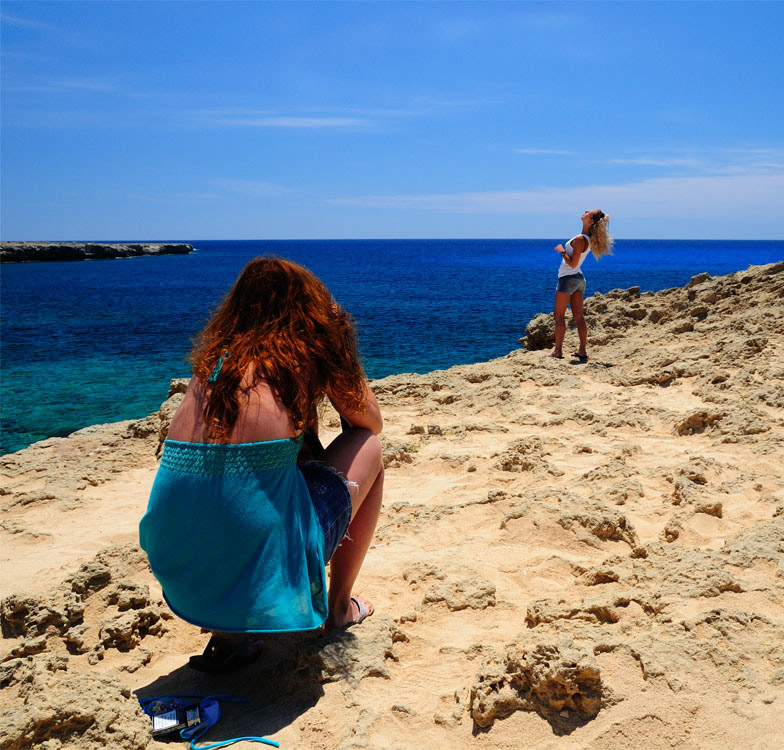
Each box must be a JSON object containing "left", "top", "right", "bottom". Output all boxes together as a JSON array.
[{"left": 139, "top": 693, "right": 279, "bottom": 749}]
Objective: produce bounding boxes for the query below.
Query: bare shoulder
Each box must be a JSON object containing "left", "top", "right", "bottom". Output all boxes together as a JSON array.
[{"left": 167, "top": 378, "right": 208, "bottom": 441}]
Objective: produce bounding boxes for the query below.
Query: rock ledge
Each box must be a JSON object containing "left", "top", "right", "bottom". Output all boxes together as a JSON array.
[{"left": 0, "top": 242, "right": 194, "bottom": 263}]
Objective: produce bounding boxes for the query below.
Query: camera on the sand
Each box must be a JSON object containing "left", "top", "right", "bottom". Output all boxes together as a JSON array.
[{"left": 145, "top": 697, "right": 202, "bottom": 736}]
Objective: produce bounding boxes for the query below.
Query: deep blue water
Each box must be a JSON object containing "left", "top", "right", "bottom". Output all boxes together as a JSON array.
[{"left": 1, "top": 239, "right": 782, "bottom": 454}]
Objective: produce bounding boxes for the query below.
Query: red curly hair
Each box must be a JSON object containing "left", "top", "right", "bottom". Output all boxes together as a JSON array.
[{"left": 191, "top": 256, "right": 367, "bottom": 440}]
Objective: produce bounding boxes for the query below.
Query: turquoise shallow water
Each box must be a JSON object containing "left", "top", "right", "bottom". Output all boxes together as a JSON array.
[{"left": 1, "top": 238, "right": 782, "bottom": 454}]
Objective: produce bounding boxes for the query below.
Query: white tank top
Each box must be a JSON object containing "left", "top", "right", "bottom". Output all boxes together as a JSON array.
[{"left": 557, "top": 234, "right": 590, "bottom": 278}]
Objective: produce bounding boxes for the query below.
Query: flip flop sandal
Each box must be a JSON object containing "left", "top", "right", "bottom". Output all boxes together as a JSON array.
[
  {"left": 349, "top": 596, "right": 374, "bottom": 626},
  {"left": 571, "top": 352, "right": 589, "bottom": 362},
  {"left": 189, "top": 635, "right": 263, "bottom": 673}
]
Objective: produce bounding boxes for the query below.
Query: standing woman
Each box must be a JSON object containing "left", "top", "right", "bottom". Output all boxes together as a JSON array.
[
  {"left": 139, "top": 257, "right": 384, "bottom": 671},
  {"left": 550, "top": 209, "right": 613, "bottom": 360}
]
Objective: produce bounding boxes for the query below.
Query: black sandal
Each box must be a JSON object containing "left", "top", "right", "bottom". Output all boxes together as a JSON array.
[{"left": 188, "top": 635, "right": 263, "bottom": 673}]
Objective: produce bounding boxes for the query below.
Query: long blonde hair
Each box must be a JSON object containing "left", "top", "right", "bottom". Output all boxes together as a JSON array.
[{"left": 589, "top": 211, "right": 613, "bottom": 259}]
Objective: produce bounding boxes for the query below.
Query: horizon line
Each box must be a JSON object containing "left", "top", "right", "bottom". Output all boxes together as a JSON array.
[{"left": 2, "top": 236, "right": 783, "bottom": 243}]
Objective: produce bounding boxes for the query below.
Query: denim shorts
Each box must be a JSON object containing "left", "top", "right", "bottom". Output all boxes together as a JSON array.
[
  {"left": 556, "top": 272, "right": 586, "bottom": 294},
  {"left": 300, "top": 462, "right": 353, "bottom": 561}
]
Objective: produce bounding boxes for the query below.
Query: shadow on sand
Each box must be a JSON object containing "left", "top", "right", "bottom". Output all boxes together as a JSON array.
[
  {"left": 134, "top": 629, "right": 359, "bottom": 745},
  {"left": 568, "top": 357, "right": 614, "bottom": 367}
]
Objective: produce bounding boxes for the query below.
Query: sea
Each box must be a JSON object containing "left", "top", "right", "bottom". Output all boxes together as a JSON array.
[{"left": 1, "top": 238, "right": 782, "bottom": 455}]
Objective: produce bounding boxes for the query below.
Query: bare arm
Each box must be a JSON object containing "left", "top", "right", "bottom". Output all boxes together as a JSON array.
[
  {"left": 557, "top": 237, "right": 588, "bottom": 268},
  {"left": 329, "top": 381, "right": 383, "bottom": 435}
]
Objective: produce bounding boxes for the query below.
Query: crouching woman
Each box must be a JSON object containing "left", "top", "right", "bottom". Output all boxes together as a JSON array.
[{"left": 139, "top": 257, "right": 383, "bottom": 671}]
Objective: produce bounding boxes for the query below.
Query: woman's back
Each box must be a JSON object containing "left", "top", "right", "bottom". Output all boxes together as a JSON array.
[{"left": 167, "top": 370, "right": 298, "bottom": 444}]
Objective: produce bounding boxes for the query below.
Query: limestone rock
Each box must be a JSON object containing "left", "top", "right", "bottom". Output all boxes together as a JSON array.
[
  {"left": 722, "top": 516, "right": 784, "bottom": 570},
  {"left": 402, "top": 562, "right": 446, "bottom": 586},
  {"left": 70, "top": 562, "right": 112, "bottom": 596},
  {"left": 2, "top": 544, "right": 168, "bottom": 663},
  {"left": 2, "top": 425, "right": 158, "bottom": 508},
  {"left": 298, "top": 616, "right": 407, "bottom": 687},
  {"left": 495, "top": 436, "right": 553, "bottom": 473},
  {"left": 525, "top": 591, "right": 657, "bottom": 628},
  {"left": 104, "top": 580, "right": 152, "bottom": 611},
  {"left": 336, "top": 709, "right": 381, "bottom": 750},
  {"left": 0, "top": 656, "right": 152, "bottom": 750},
  {"left": 662, "top": 516, "right": 683, "bottom": 542},
  {"left": 470, "top": 639, "right": 607, "bottom": 733},
  {"left": 423, "top": 578, "right": 496, "bottom": 611},
  {"left": 157, "top": 390, "right": 186, "bottom": 443},
  {"left": 96, "top": 605, "right": 169, "bottom": 654},
  {"left": 602, "top": 479, "right": 644, "bottom": 506},
  {"left": 382, "top": 440, "right": 417, "bottom": 468},
  {"left": 128, "top": 384, "right": 188, "bottom": 449},
  {"left": 674, "top": 410, "right": 725, "bottom": 436},
  {"left": 558, "top": 505, "right": 639, "bottom": 547},
  {"left": 2, "top": 635, "right": 48, "bottom": 661},
  {"left": 577, "top": 543, "right": 750, "bottom": 600},
  {"left": 521, "top": 313, "right": 555, "bottom": 351},
  {"left": 0, "top": 591, "right": 84, "bottom": 640}
]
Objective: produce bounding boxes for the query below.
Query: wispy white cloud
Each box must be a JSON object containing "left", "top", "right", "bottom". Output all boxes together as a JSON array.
[
  {"left": 607, "top": 157, "right": 706, "bottom": 168},
  {"left": 523, "top": 12, "right": 578, "bottom": 30},
  {"left": 435, "top": 9, "right": 575, "bottom": 42},
  {"left": 0, "top": 12, "right": 52, "bottom": 30},
  {"left": 329, "top": 172, "right": 784, "bottom": 220},
  {"left": 598, "top": 146, "right": 784, "bottom": 173},
  {"left": 127, "top": 181, "right": 292, "bottom": 205},
  {"left": 409, "top": 96, "right": 507, "bottom": 112},
  {"left": 222, "top": 116, "right": 369, "bottom": 129},
  {"left": 722, "top": 147, "right": 784, "bottom": 156},
  {"left": 5, "top": 78, "right": 118, "bottom": 94},
  {"left": 192, "top": 99, "right": 498, "bottom": 131},
  {"left": 196, "top": 109, "right": 371, "bottom": 129},
  {"left": 435, "top": 18, "right": 483, "bottom": 43},
  {"left": 515, "top": 148, "right": 575, "bottom": 156},
  {"left": 213, "top": 179, "right": 292, "bottom": 196},
  {"left": 129, "top": 192, "right": 226, "bottom": 202},
  {"left": 51, "top": 78, "right": 117, "bottom": 92},
  {"left": 0, "top": 50, "right": 50, "bottom": 61}
]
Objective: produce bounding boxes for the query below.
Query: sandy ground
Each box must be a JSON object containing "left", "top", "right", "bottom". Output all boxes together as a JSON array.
[{"left": 2, "top": 262, "right": 783, "bottom": 749}]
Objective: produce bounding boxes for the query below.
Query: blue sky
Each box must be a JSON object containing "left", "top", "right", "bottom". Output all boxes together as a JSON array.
[{"left": 1, "top": 1, "right": 782, "bottom": 240}]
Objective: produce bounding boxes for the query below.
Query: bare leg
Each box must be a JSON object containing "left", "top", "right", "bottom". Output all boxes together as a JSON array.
[
  {"left": 550, "top": 291, "right": 571, "bottom": 357},
  {"left": 319, "top": 428, "right": 384, "bottom": 630},
  {"left": 570, "top": 291, "right": 587, "bottom": 356}
]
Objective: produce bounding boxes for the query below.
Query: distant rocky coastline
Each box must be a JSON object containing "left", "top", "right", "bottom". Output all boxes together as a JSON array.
[{"left": 0, "top": 242, "right": 194, "bottom": 263}]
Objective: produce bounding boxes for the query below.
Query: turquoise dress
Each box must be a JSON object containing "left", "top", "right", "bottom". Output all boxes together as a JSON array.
[{"left": 139, "top": 435, "right": 329, "bottom": 633}]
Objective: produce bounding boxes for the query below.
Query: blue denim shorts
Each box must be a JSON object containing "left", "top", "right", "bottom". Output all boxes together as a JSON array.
[
  {"left": 300, "top": 462, "right": 353, "bottom": 561},
  {"left": 556, "top": 272, "right": 586, "bottom": 294}
]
